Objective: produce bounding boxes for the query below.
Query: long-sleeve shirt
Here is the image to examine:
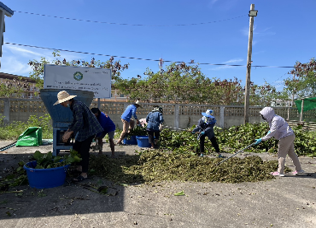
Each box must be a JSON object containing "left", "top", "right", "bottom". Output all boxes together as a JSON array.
[
  {"left": 96, "top": 112, "right": 116, "bottom": 137},
  {"left": 68, "top": 100, "right": 103, "bottom": 142},
  {"left": 260, "top": 107, "right": 293, "bottom": 141},
  {"left": 121, "top": 104, "right": 138, "bottom": 122},
  {"left": 192, "top": 116, "right": 216, "bottom": 138},
  {"left": 146, "top": 111, "right": 164, "bottom": 131}
]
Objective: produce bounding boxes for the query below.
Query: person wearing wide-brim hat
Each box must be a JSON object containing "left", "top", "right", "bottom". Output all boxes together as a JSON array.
[
  {"left": 54, "top": 90, "right": 103, "bottom": 182},
  {"left": 146, "top": 106, "right": 164, "bottom": 149},
  {"left": 116, "top": 100, "right": 142, "bottom": 145},
  {"left": 192, "top": 109, "right": 222, "bottom": 158}
]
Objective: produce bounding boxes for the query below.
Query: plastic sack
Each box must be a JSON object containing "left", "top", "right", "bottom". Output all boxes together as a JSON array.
[{"left": 16, "top": 127, "right": 43, "bottom": 147}]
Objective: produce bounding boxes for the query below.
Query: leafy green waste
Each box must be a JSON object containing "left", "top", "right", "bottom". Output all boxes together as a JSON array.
[
  {"left": 27, "top": 150, "right": 81, "bottom": 169},
  {"left": 89, "top": 151, "right": 290, "bottom": 184},
  {"left": 174, "top": 191, "right": 185, "bottom": 196},
  {"left": 159, "top": 122, "right": 316, "bottom": 156},
  {"left": 0, "top": 150, "right": 82, "bottom": 193},
  {"left": 125, "top": 125, "right": 147, "bottom": 140},
  {"left": 0, "top": 161, "right": 28, "bottom": 192}
]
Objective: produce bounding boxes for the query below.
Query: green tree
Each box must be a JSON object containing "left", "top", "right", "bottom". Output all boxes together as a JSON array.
[
  {"left": 0, "top": 77, "right": 31, "bottom": 98},
  {"left": 115, "top": 62, "right": 242, "bottom": 104},
  {"left": 285, "top": 58, "right": 316, "bottom": 100},
  {"left": 114, "top": 62, "right": 281, "bottom": 106}
]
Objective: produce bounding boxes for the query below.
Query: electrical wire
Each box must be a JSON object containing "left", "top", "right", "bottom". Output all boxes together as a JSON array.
[
  {"left": 13, "top": 10, "right": 246, "bottom": 27},
  {"left": 5, "top": 42, "right": 295, "bottom": 69}
]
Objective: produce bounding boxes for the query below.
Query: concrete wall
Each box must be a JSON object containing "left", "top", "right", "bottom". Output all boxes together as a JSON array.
[{"left": 1, "top": 98, "right": 314, "bottom": 130}]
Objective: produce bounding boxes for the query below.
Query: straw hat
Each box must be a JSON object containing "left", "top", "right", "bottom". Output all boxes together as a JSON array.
[
  {"left": 53, "top": 90, "right": 77, "bottom": 106},
  {"left": 135, "top": 100, "right": 142, "bottom": 107}
]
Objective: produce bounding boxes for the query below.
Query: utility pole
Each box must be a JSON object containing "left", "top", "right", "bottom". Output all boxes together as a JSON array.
[
  {"left": 244, "top": 4, "right": 258, "bottom": 124},
  {"left": 291, "top": 74, "right": 295, "bottom": 107}
]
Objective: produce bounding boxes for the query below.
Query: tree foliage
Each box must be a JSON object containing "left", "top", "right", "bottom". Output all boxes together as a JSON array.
[
  {"left": 285, "top": 58, "right": 316, "bottom": 99},
  {"left": 0, "top": 77, "right": 31, "bottom": 98},
  {"left": 114, "top": 62, "right": 282, "bottom": 106},
  {"left": 28, "top": 52, "right": 285, "bottom": 106}
]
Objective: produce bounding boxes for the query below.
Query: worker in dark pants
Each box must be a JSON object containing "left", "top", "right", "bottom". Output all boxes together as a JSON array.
[
  {"left": 146, "top": 106, "right": 164, "bottom": 149},
  {"left": 192, "top": 109, "right": 223, "bottom": 158},
  {"left": 54, "top": 90, "right": 103, "bottom": 182}
]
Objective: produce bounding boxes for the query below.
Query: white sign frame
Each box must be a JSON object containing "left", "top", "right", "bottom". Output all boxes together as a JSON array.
[{"left": 44, "top": 64, "right": 112, "bottom": 98}]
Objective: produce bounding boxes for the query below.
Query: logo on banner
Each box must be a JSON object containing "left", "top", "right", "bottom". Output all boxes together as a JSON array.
[{"left": 74, "top": 72, "right": 83, "bottom": 81}]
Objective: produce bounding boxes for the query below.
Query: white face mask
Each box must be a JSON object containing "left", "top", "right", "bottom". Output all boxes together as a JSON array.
[
  {"left": 67, "top": 103, "right": 70, "bottom": 108},
  {"left": 202, "top": 116, "right": 212, "bottom": 123}
]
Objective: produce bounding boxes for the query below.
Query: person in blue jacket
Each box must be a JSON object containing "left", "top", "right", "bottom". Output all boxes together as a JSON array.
[
  {"left": 192, "top": 109, "right": 222, "bottom": 157},
  {"left": 91, "top": 108, "right": 116, "bottom": 157},
  {"left": 146, "top": 106, "right": 164, "bottom": 148},
  {"left": 116, "top": 100, "right": 141, "bottom": 145}
]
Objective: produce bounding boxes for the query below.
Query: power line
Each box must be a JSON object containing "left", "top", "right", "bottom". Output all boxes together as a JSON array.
[
  {"left": 14, "top": 10, "right": 246, "bottom": 27},
  {"left": 5, "top": 42, "right": 295, "bottom": 69}
]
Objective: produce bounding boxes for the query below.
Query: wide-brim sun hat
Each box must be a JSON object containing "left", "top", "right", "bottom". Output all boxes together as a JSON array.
[
  {"left": 53, "top": 90, "right": 77, "bottom": 106},
  {"left": 202, "top": 109, "right": 214, "bottom": 118},
  {"left": 135, "top": 100, "right": 142, "bottom": 108},
  {"left": 152, "top": 107, "right": 160, "bottom": 112}
]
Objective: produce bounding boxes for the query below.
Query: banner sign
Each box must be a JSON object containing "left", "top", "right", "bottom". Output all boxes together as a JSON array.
[{"left": 44, "top": 64, "right": 111, "bottom": 98}]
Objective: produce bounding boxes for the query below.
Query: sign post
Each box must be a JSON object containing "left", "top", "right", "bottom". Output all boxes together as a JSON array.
[{"left": 44, "top": 64, "right": 112, "bottom": 99}]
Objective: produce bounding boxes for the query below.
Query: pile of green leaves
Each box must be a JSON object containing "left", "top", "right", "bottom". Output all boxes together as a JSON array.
[
  {"left": 126, "top": 125, "right": 147, "bottom": 139},
  {"left": 27, "top": 150, "right": 81, "bottom": 169},
  {"left": 89, "top": 151, "right": 290, "bottom": 184},
  {"left": 159, "top": 123, "right": 316, "bottom": 156}
]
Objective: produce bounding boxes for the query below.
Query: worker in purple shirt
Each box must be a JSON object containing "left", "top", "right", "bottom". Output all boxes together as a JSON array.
[
  {"left": 116, "top": 100, "right": 141, "bottom": 145},
  {"left": 91, "top": 108, "right": 116, "bottom": 157}
]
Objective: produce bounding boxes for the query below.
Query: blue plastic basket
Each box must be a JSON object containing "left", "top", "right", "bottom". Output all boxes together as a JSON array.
[
  {"left": 123, "top": 135, "right": 137, "bottom": 145},
  {"left": 136, "top": 136, "right": 151, "bottom": 148},
  {"left": 24, "top": 161, "right": 70, "bottom": 189}
]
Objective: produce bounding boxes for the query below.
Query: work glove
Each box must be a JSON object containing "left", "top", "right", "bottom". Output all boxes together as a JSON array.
[
  {"left": 266, "top": 131, "right": 271, "bottom": 136},
  {"left": 254, "top": 138, "right": 262, "bottom": 145},
  {"left": 200, "top": 131, "right": 205, "bottom": 135}
]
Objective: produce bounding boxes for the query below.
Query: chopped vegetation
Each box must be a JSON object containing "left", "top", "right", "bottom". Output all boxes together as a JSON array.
[
  {"left": 89, "top": 151, "right": 291, "bottom": 184},
  {"left": 0, "top": 161, "right": 28, "bottom": 192},
  {"left": 0, "top": 150, "right": 81, "bottom": 192}
]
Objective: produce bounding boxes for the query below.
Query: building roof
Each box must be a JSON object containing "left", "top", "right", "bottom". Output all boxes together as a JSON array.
[
  {"left": 0, "top": 72, "right": 37, "bottom": 83},
  {"left": 0, "top": 2, "right": 14, "bottom": 17}
]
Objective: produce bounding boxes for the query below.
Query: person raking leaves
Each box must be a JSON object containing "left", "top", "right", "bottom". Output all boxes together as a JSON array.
[
  {"left": 192, "top": 109, "right": 223, "bottom": 158},
  {"left": 254, "top": 107, "right": 304, "bottom": 177},
  {"left": 91, "top": 108, "right": 116, "bottom": 157},
  {"left": 54, "top": 90, "right": 103, "bottom": 182}
]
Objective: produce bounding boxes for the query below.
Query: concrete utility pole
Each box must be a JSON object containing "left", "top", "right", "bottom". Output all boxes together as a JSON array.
[
  {"left": 244, "top": 4, "right": 258, "bottom": 124},
  {"left": 291, "top": 74, "right": 295, "bottom": 107}
]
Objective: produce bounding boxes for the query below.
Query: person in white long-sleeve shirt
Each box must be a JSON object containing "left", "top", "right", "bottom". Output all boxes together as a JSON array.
[{"left": 254, "top": 107, "right": 304, "bottom": 177}]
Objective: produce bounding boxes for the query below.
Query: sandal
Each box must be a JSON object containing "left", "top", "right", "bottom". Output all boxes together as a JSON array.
[{"left": 72, "top": 175, "right": 88, "bottom": 182}]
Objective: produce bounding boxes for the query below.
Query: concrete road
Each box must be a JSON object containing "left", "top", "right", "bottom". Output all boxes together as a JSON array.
[{"left": 0, "top": 140, "right": 315, "bottom": 228}]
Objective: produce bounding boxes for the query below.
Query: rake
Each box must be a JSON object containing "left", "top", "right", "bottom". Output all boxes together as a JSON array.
[{"left": 216, "top": 143, "right": 255, "bottom": 166}]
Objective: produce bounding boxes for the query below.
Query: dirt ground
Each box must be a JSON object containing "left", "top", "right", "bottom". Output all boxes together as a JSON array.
[{"left": 0, "top": 140, "right": 316, "bottom": 228}]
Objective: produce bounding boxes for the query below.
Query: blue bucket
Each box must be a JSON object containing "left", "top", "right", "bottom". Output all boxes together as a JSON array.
[
  {"left": 136, "top": 136, "right": 151, "bottom": 148},
  {"left": 123, "top": 135, "right": 137, "bottom": 145},
  {"left": 24, "top": 161, "right": 70, "bottom": 189}
]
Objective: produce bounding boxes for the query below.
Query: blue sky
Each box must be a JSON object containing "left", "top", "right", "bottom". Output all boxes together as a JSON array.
[{"left": 2, "top": 0, "right": 316, "bottom": 91}]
